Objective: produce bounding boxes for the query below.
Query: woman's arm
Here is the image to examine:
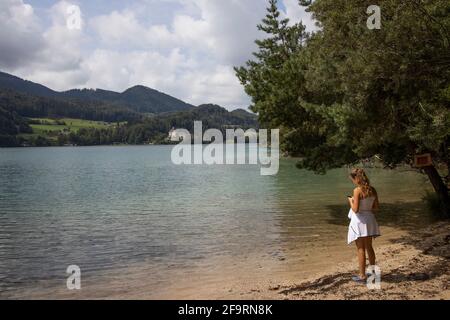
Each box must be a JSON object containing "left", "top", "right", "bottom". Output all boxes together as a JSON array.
[
  {"left": 372, "top": 188, "right": 380, "bottom": 212},
  {"left": 349, "top": 188, "right": 361, "bottom": 213}
]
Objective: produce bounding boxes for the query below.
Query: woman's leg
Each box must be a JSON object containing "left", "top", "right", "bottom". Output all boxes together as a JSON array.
[
  {"left": 355, "top": 238, "right": 367, "bottom": 279},
  {"left": 364, "top": 237, "right": 376, "bottom": 266}
]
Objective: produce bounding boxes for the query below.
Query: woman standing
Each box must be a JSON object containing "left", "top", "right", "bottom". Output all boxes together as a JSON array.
[{"left": 347, "top": 168, "right": 381, "bottom": 282}]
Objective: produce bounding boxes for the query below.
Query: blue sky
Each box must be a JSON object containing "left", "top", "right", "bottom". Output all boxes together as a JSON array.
[{"left": 0, "top": 0, "right": 315, "bottom": 110}]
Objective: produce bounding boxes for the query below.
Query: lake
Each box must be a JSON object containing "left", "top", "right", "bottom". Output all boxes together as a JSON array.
[{"left": 0, "top": 146, "right": 436, "bottom": 298}]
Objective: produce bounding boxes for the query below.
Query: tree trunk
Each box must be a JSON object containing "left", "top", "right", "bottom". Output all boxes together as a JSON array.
[{"left": 423, "top": 165, "right": 450, "bottom": 217}]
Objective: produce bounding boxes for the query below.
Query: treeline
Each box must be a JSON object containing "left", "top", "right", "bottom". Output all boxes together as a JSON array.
[
  {"left": 0, "top": 89, "right": 141, "bottom": 123},
  {"left": 0, "top": 103, "right": 258, "bottom": 147},
  {"left": 0, "top": 105, "right": 32, "bottom": 147},
  {"left": 56, "top": 125, "right": 169, "bottom": 146},
  {"left": 48, "top": 104, "right": 258, "bottom": 146},
  {"left": 64, "top": 86, "right": 193, "bottom": 114}
]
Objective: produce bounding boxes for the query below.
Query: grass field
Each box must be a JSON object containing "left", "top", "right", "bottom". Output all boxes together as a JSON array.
[
  {"left": 18, "top": 118, "right": 123, "bottom": 143},
  {"left": 29, "top": 118, "right": 114, "bottom": 135}
]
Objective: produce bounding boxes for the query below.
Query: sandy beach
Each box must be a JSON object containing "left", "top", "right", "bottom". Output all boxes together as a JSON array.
[{"left": 236, "top": 220, "right": 450, "bottom": 300}]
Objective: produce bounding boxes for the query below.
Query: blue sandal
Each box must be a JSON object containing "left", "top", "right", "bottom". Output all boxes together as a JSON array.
[{"left": 352, "top": 276, "right": 367, "bottom": 283}]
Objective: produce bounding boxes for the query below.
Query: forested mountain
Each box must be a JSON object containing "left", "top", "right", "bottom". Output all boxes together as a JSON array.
[
  {"left": 0, "top": 71, "right": 257, "bottom": 147},
  {"left": 64, "top": 86, "right": 193, "bottom": 114},
  {"left": 0, "top": 71, "right": 57, "bottom": 98},
  {"left": 0, "top": 71, "right": 193, "bottom": 114},
  {"left": 0, "top": 89, "right": 141, "bottom": 123}
]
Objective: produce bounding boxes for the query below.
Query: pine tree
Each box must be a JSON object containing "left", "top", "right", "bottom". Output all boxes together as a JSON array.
[
  {"left": 235, "top": 0, "right": 450, "bottom": 216},
  {"left": 234, "top": 0, "right": 308, "bottom": 126}
]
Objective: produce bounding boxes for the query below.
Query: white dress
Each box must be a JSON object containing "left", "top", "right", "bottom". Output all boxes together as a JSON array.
[{"left": 347, "top": 196, "right": 381, "bottom": 244}]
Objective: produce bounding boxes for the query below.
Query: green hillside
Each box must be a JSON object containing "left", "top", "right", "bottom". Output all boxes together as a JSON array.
[
  {"left": 0, "top": 71, "right": 258, "bottom": 147},
  {"left": 0, "top": 71, "right": 193, "bottom": 115}
]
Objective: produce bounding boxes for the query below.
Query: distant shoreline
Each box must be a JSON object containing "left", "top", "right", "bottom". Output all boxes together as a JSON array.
[{"left": 0, "top": 142, "right": 266, "bottom": 148}]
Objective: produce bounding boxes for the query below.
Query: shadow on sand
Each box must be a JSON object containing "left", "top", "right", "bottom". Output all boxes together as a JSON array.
[{"left": 278, "top": 201, "right": 449, "bottom": 297}]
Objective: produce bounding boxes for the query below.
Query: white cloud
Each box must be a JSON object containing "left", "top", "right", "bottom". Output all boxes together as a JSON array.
[
  {"left": 19, "top": 1, "right": 89, "bottom": 90},
  {"left": 80, "top": 48, "right": 246, "bottom": 107},
  {"left": 91, "top": 10, "right": 157, "bottom": 48},
  {"left": 281, "top": 0, "right": 317, "bottom": 31},
  {"left": 90, "top": 0, "right": 265, "bottom": 65},
  {"left": 185, "top": 0, "right": 266, "bottom": 66},
  {"left": 81, "top": 48, "right": 188, "bottom": 91},
  {"left": 85, "top": 0, "right": 267, "bottom": 108},
  {"left": 0, "top": 0, "right": 316, "bottom": 110},
  {"left": 178, "top": 65, "right": 248, "bottom": 107},
  {"left": 0, "top": 0, "right": 44, "bottom": 69}
]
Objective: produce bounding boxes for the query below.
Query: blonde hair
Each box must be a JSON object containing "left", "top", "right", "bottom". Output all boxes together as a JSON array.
[{"left": 350, "top": 168, "right": 374, "bottom": 198}]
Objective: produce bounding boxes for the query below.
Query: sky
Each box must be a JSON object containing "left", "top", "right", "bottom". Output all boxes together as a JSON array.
[{"left": 0, "top": 0, "right": 316, "bottom": 110}]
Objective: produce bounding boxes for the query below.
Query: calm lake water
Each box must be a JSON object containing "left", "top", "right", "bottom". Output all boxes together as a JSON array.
[{"left": 0, "top": 146, "right": 436, "bottom": 298}]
